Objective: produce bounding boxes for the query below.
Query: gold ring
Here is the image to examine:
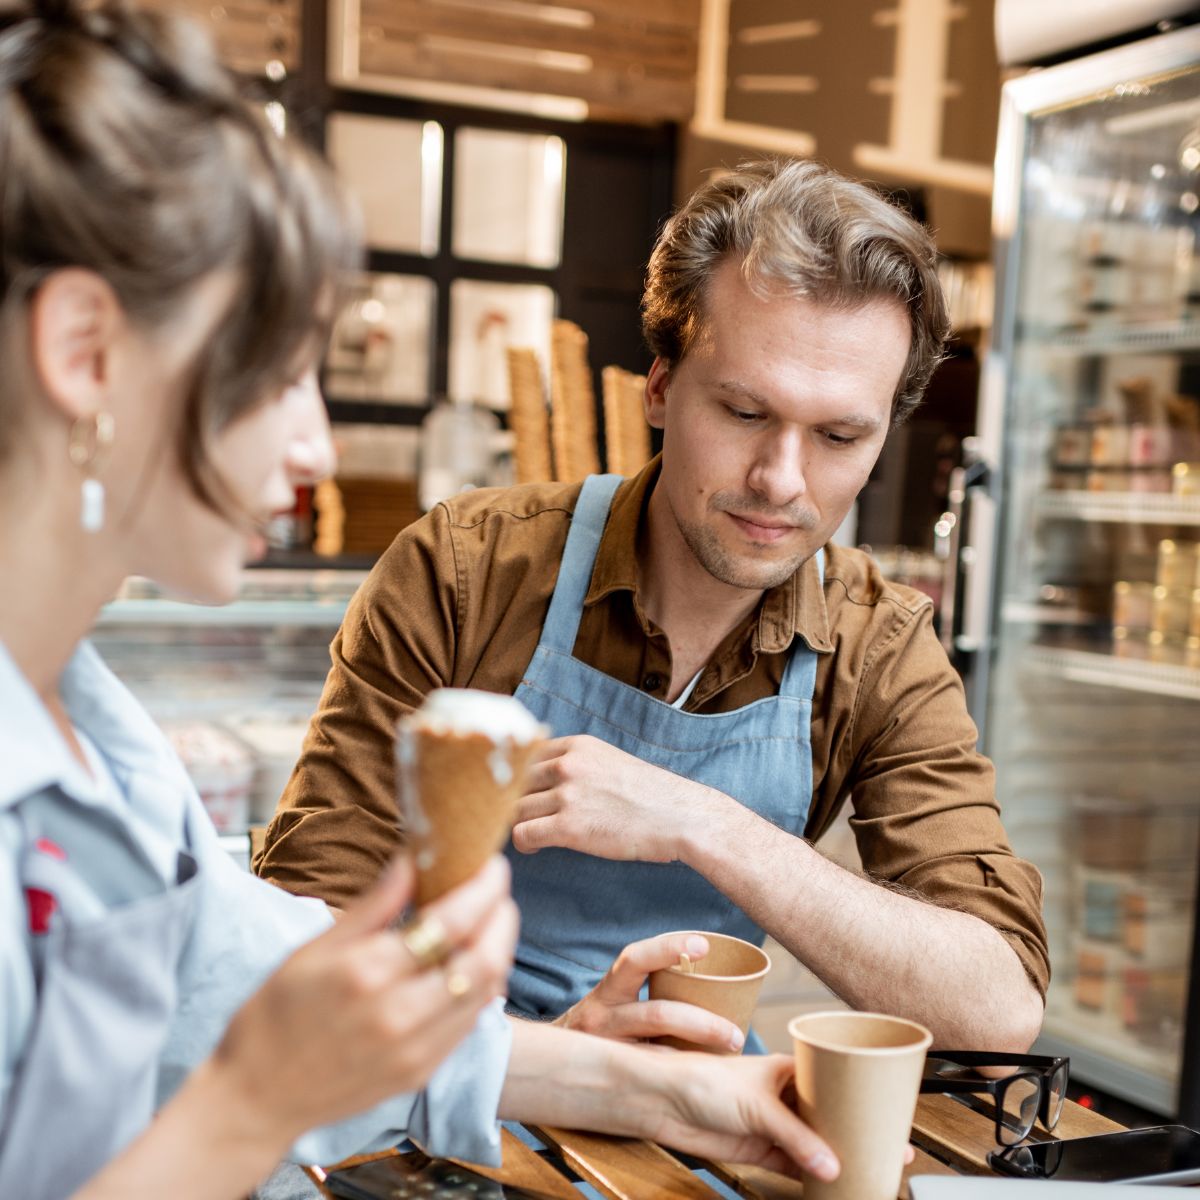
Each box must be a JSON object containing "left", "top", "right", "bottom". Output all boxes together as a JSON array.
[
  {"left": 400, "top": 912, "right": 450, "bottom": 968},
  {"left": 445, "top": 969, "right": 472, "bottom": 999}
]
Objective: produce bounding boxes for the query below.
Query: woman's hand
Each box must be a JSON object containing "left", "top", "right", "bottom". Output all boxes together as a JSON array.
[
  {"left": 211, "top": 854, "right": 518, "bottom": 1148},
  {"left": 639, "top": 1052, "right": 840, "bottom": 1181},
  {"left": 648, "top": 1052, "right": 916, "bottom": 1180},
  {"left": 502, "top": 1023, "right": 844, "bottom": 1182},
  {"left": 553, "top": 932, "right": 745, "bottom": 1053}
]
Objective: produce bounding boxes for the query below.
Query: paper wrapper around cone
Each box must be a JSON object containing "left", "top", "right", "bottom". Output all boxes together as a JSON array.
[
  {"left": 647, "top": 931, "right": 771, "bottom": 1053},
  {"left": 789, "top": 1011, "right": 932, "bottom": 1200},
  {"left": 397, "top": 725, "right": 543, "bottom": 906}
]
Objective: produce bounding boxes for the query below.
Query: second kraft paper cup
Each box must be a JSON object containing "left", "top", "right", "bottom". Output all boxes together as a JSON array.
[
  {"left": 647, "top": 931, "right": 771, "bottom": 1053},
  {"left": 789, "top": 1011, "right": 932, "bottom": 1200}
]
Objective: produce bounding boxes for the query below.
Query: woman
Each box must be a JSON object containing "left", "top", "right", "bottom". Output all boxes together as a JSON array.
[{"left": 0, "top": 2, "right": 841, "bottom": 1197}]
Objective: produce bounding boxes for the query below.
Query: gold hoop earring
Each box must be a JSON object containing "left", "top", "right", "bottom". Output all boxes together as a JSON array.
[{"left": 68, "top": 411, "right": 115, "bottom": 533}]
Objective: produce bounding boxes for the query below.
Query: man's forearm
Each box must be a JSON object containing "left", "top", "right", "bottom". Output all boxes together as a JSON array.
[{"left": 679, "top": 791, "right": 1044, "bottom": 1051}]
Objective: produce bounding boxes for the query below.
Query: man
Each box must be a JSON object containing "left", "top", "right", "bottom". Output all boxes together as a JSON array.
[{"left": 256, "top": 159, "right": 1047, "bottom": 1053}]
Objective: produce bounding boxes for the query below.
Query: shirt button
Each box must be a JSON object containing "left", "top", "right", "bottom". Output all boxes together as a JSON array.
[{"left": 642, "top": 673, "right": 664, "bottom": 692}]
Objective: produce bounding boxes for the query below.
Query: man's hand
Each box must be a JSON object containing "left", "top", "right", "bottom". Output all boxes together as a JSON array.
[
  {"left": 511, "top": 735, "right": 721, "bottom": 862},
  {"left": 554, "top": 931, "right": 746, "bottom": 1052}
]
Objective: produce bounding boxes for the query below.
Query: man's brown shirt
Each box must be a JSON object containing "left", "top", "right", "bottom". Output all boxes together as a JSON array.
[{"left": 256, "top": 458, "right": 1049, "bottom": 996}]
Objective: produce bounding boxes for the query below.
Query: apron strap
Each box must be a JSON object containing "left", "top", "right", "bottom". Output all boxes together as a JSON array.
[
  {"left": 779, "top": 547, "right": 824, "bottom": 700},
  {"left": 538, "top": 474, "right": 624, "bottom": 656}
]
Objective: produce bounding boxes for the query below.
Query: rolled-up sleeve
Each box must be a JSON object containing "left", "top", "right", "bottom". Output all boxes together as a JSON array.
[
  {"left": 824, "top": 598, "right": 1049, "bottom": 998},
  {"left": 254, "top": 505, "right": 463, "bottom": 910},
  {"left": 293, "top": 999, "right": 511, "bottom": 1167}
]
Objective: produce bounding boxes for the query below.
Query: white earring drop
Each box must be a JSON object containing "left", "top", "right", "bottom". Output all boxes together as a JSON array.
[
  {"left": 68, "top": 411, "right": 116, "bottom": 534},
  {"left": 81, "top": 477, "right": 106, "bottom": 533}
]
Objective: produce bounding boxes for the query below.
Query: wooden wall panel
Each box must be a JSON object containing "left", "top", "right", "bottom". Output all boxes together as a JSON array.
[
  {"left": 138, "top": 0, "right": 301, "bottom": 74},
  {"left": 684, "top": 0, "right": 1002, "bottom": 255},
  {"left": 342, "top": 0, "right": 700, "bottom": 123}
]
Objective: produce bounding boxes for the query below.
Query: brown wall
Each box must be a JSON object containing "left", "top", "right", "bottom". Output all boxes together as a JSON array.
[{"left": 680, "top": 0, "right": 1000, "bottom": 258}]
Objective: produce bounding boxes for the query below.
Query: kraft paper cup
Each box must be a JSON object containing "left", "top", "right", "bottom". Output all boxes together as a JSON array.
[
  {"left": 789, "top": 1011, "right": 932, "bottom": 1200},
  {"left": 395, "top": 692, "right": 545, "bottom": 906},
  {"left": 647, "top": 931, "right": 771, "bottom": 1053}
]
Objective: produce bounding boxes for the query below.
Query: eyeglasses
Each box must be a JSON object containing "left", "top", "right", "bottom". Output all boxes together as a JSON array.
[{"left": 921, "top": 1052, "right": 1070, "bottom": 1146}]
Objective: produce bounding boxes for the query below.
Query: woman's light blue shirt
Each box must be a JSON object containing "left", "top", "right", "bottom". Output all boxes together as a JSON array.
[{"left": 0, "top": 638, "right": 509, "bottom": 1174}]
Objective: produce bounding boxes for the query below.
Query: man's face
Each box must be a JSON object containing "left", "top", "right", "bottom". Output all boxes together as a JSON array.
[{"left": 646, "top": 258, "right": 911, "bottom": 592}]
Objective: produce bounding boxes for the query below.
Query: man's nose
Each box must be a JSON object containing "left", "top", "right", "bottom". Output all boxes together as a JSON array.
[{"left": 747, "top": 429, "right": 807, "bottom": 506}]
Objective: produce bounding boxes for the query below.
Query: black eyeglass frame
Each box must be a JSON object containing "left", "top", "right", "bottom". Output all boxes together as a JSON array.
[{"left": 920, "top": 1052, "right": 1070, "bottom": 1147}]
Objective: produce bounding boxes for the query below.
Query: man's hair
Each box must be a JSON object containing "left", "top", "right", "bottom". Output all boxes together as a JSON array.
[
  {"left": 0, "top": 0, "right": 358, "bottom": 507},
  {"left": 642, "top": 159, "right": 950, "bottom": 425}
]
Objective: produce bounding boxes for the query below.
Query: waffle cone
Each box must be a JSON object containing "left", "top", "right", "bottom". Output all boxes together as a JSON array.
[{"left": 398, "top": 725, "right": 543, "bottom": 906}]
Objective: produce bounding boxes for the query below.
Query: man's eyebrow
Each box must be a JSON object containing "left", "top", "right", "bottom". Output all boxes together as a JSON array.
[
  {"left": 824, "top": 413, "right": 884, "bottom": 432},
  {"left": 715, "top": 380, "right": 770, "bottom": 405},
  {"left": 714, "top": 381, "right": 883, "bottom": 431}
]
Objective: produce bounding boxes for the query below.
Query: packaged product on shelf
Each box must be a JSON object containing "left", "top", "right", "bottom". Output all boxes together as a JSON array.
[
  {"left": 1084, "top": 408, "right": 1129, "bottom": 492},
  {"left": 1077, "top": 868, "right": 1123, "bottom": 942},
  {"left": 1073, "top": 938, "right": 1121, "bottom": 1016},
  {"left": 1188, "top": 636, "right": 1200, "bottom": 670},
  {"left": 1075, "top": 230, "right": 1131, "bottom": 326},
  {"left": 1165, "top": 394, "right": 1200, "bottom": 465},
  {"left": 1147, "top": 630, "right": 1189, "bottom": 665},
  {"left": 1151, "top": 585, "right": 1194, "bottom": 636},
  {"left": 1156, "top": 538, "right": 1198, "bottom": 591},
  {"left": 1112, "top": 581, "right": 1155, "bottom": 630},
  {"left": 162, "top": 721, "right": 255, "bottom": 834},
  {"left": 1129, "top": 467, "right": 1173, "bottom": 494},
  {"left": 1088, "top": 414, "right": 1129, "bottom": 468},
  {"left": 1112, "top": 625, "right": 1151, "bottom": 659},
  {"left": 1172, "top": 461, "right": 1200, "bottom": 497},
  {"left": 1130, "top": 226, "right": 1193, "bottom": 323},
  {"left": 1048, "top": 422, "right": 1089, "bottom": 490},
  {"left": 1121, "top": 378, "right": 1174, "bottom": 492},
  {"left": 1072, "top": 795, "right": 1200, "bottom": 873},
  {"left": 1121, "top": 963, "right": 1188, "bottom": 1046},
  {"left": 1123, "top": 876, "right": 1194, "bottom": 962}
]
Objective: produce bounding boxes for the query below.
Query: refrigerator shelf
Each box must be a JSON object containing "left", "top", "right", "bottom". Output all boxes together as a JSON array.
[
  {"left": 1034, "top": 492, "right": 1200, "bottom": 525},
  {"left": 1023, "top": 320, "right": 1200, "bottom": 357},
  {"left": 1024, "top": 644, "right": 1200, "bottom": 702}
]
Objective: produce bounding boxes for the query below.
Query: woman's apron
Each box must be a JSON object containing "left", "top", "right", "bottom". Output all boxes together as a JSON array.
[
  {"left": 508, "top": 474, "right": 820, "bottom": 1034},
  {"left": 0, "top": 805, "right": 204, "bottom": 1200}
]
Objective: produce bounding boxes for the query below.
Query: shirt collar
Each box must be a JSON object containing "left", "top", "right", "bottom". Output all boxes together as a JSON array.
[
  {"left": 582, "top": 456, "right": 833, "bottom": 655},
  {"left": 0, "top": 638, "right": 191, "bottom": 815}
]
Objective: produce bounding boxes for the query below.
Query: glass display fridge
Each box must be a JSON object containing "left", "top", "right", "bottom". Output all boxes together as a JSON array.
[{"left": 961, "top": 23, "right": 1200, "bottom": 1120}]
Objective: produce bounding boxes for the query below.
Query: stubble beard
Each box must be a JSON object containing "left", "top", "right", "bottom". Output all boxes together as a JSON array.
[{"left": 675, "top": 508, "right": 816, "bottom": 591}]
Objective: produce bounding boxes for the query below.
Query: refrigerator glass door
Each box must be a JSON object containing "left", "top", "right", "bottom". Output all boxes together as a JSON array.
[{"left": 986, "top": 41, "right": 1200, "bottom": 1115}]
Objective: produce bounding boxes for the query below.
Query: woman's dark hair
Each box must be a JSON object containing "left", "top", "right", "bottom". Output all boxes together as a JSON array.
[{"left": 0, "top": 0, "right": 359, "bottom": 505}]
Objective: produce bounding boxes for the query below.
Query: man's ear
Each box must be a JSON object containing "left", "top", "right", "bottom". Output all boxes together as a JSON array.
[
  {"left": 28, "top": 269, "right": 122, "bottom": 421},
  {"left": 645, "top": 356, "right": 671, "bottom": 430}
]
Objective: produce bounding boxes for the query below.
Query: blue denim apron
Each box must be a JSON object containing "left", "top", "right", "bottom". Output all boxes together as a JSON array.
[{"left": 507, "top": 473, "right": 819, "bottom": 1028}]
